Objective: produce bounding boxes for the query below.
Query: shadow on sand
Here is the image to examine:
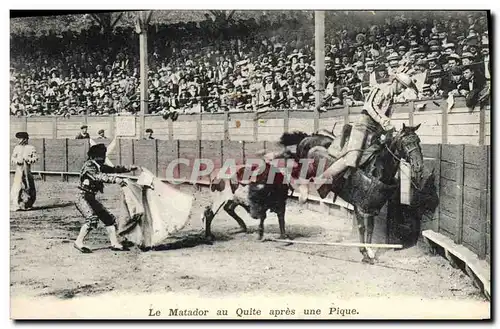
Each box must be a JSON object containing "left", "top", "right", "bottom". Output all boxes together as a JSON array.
[{"left": 20, "top": 202, "right": 75, "bottom": 211}]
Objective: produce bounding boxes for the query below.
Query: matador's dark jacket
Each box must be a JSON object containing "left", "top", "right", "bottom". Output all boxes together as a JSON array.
[{"left": 78, "top": 160, "right": 132, "bottom": 194}]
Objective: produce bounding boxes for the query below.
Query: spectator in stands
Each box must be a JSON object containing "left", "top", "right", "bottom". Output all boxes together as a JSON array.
[
  {"left": 443, "top": 66, "right": 464, "bottom": 97},
  {"left": 10, "top": 11, "right": 490, "bottom": 116},
  {"left": 461, "top": 65, "right": 486, "bottom": 108}
]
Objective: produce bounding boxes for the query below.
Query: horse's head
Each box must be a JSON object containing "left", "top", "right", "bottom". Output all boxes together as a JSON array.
[{"left": 391, "top": 123, "right": 424, "bottom": 187}]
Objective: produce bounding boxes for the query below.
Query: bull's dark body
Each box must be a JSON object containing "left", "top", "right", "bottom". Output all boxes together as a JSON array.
[{"left": 203, "top": 162, "right": 291, "bottom": 241}]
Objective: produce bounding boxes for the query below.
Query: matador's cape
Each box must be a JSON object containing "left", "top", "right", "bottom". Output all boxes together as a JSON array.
[
  {"left": 89, "top": 138, "right": 194, "bottom": 247},
  {"left": 116, "top": 168, "right": 194, "bottom": 248}
]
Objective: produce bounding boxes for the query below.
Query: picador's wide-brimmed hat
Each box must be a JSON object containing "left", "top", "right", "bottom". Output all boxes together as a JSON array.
[
  {"left": 15, "top": 132, "right": 29, "bottom": 139},
  {"left": 393, "top": 73, "right": 418, "bottom": 94},
  {"left": 87, "top": 143, "right": 107, "bottom": 158}
]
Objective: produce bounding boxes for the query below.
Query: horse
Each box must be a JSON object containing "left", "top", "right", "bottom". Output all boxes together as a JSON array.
[
  {"left": 279, "top": 122, "right": 429, "bottom": 264},
  {"left": 202, "top": 151, "right": 297, "bottom": 242},
  {"left": 277, "top": 125, "right": 350, "bottom": 201},
  {"left": 278, "top": 126, "right": 344, "bottom": 159}
]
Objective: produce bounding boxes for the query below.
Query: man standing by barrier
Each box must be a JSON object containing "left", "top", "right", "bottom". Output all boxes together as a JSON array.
[
  {"left": 75, "top": 125, "right": 90, "bottom": 139},
  {"left": 144, "top": 128, "right": 155, "bottom": 140},
  {"left": 97, "top": 129, "right": 107, "bottom": 139},
  {"left": 11, "top": 132, "right": 38, "bottom": 211},
  {"left": 74, "top": 143, "right": 137, "bottom": 253}
]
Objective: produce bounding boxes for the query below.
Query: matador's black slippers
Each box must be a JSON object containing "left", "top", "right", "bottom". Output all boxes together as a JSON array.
[
  {"left": 74, "top": 243, "right": 93, "bottom": 253},
  {"left": 110, "top": 245, "right": 130, "bottom": 251}
]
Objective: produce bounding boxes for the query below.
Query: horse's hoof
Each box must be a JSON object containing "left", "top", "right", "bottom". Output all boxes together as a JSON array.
[
  {"left": 362, "top": 256, "right": 375, "bottom": 265},
  {"left": 279, "top": 234, "right": 288, "bottom": 240},
  {"left": 205, "top": 234, "right": 215, "bottom": 242}
]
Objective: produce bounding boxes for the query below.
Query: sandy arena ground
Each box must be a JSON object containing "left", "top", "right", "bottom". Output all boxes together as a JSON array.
[{"left": 10, "top": 179, "right": 490, "bottom": 319}]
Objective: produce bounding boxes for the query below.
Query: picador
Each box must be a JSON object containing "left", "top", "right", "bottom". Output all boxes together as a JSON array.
[{"left": 310, "top": 72, "right": 419, "bottom": 194}]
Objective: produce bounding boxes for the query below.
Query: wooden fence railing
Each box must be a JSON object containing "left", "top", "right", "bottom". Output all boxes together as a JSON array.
[
  {"left": 10, "top": 97, "right": 490, "bottom": 146},
  {"left": 10, "top": 138, "right": 491, "bottom": 264}
]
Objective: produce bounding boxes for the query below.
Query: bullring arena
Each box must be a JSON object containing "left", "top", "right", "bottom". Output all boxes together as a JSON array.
[
  {"left": 10, "top": 98, "right": 491, "bottom": 319},
  {"left": 10, "top": 10, "right": 491, "bottom": 319}
]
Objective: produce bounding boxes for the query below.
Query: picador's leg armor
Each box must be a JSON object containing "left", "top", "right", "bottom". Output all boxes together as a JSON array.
[
  {"left": 323, "top": 121, "right": 367, "bottom": 179},
  {"left": 322, "top": 84, "right": 395, "bottom": 181}
]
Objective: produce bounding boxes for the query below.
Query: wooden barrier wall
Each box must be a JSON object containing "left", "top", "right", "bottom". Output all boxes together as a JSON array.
[
  {"left": 9, "top": 138, "right": 491, "bottom": 264},
  {"left": 10, "top": 97, "right": 490, "bottom": 146},
  {"left": 420, "top": 144, "right": 491, "bottom": 263}
]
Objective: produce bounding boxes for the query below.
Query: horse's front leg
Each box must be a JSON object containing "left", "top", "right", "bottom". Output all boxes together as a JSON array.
[
  {"left": 365, "top": 215, "right": 376, "bottom": 262},
  {"left": 354, "top": 208, "right": 372, "bottom": 264},
  {"left": 277, "top": 209, "right": 286, "bottom": 239}
]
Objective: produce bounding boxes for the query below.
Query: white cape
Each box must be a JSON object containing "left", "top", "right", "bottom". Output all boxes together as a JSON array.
[{"left": 117, "top": 168, "right": 194, "bottom": 248}]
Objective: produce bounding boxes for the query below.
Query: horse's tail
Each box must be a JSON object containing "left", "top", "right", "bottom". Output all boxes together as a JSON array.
[{"left": 279, "top": 131, "right": 310, "bottom": 147}]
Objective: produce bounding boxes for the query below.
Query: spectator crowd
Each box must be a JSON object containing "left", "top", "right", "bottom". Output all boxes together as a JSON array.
[{"left": 10, "top": 11, "right": 491, "bottom": 117}]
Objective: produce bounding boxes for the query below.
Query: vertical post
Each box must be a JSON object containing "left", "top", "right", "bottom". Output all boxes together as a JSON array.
[
  {"left": 314, "top": 110, "right": 319, "bottom": 132},
  {"left": 42, "top": 138, "right": 46, "bottom": 181},
  {"left": 131, "top": 140, "right": 135, "bottom": 166},
  {"left": 253, "top": 113, "right": 259, "bottom": 142},
  {"left": 435, "top": 144, "right": 442, "bottom": 233},
  {"left": 168, "top": 118, "right": 174, "bottom": 140},
  {"left": 408, "top": 101, "right": 415, "bottom": 126},
  {"left": 197, "top": 113, "right": 202, "bottom": 141},
  {"left": 219, "top": 140, "right": 224, "bottom": 170},
  {"left": 23, "top": 116, "right": 28, "bottom": 133},
  {"left": 441, "top": 106, "right": 448, "bottom": 144},
  {"left": 140, "top": 115, "right": 146, "bottom": 141},
  {"left": 52, "top": 117, "right": 57, "bottom": 139},
  {"left": 283, "top": 108, "right": 289, "bottom": 133},
  {"left": 116, "top": 138, "right": 122, "bottom": 165},
  {"left": 175, "top": 140, "right": 180, "bottom": 179},
  {"left": 478, "top": 146, "right": 488, "bottom": 259},
  {"left": 242, "top": 141, "right": 246, "bottom": 162},
  {"left": 479, "top": 107, "right": 486, "bottom": 146},
  {"left": 110, "top": 115, "right": 115, "bottom": 138},
  {"left": 64, "top": 138, "right": 69, "bottom": 182},
  {"left": 223, "top": 111, "right": 230, "bottom": 141},
  {"left": 154, "top": 139, "right": 159, "bottom": 177},
  {"left": 455, "top": 145, "right": 465, "bottom": 244},
  {"left": 314, "top": 10, "right": 325, "bottom": 112},
  {"left": 138, "top": 13, "right": 150, "bottom": 140}
]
